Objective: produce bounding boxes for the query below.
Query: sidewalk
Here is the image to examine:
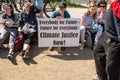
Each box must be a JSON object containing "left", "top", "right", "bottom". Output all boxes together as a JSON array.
[{"left": 68, "top": 8, "right": 87, "bottom": 18}]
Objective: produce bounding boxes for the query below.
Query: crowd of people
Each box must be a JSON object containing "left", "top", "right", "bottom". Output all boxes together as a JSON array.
[
  {"left": 1, "top": 0, "right": 120, "bottom": 80},
  {"left": 0, "top": 0, "right": 108, "bottom": 58},
  {"left": 80, "top": 0, "right": 107, "bottom": 50},
  {"left": 0, "top": 0, "right": 41, "bottom": 59}
]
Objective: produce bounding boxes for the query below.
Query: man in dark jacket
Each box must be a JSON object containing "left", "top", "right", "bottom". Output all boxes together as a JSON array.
[{"left": 94, "top": 0, "right": 120, "bottom": 80}]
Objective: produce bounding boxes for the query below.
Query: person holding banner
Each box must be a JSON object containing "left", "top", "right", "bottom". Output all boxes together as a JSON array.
[
  {"left": 49, "top": 1, "right": 70, "bottom": 53},
  {"left": 19, "top": 0, "right": 41, "bottom": 59},
  {"left": 51, "top": 2, "right": 70, "bottom": 18}
]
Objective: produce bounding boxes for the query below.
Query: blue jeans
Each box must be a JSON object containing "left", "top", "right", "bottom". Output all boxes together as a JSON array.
[
  {"left": 0, "top": 28, "right": 18, "bottom": 49},
  {"left": 31, "top": 0, "right": 43, "bottom": 9}
]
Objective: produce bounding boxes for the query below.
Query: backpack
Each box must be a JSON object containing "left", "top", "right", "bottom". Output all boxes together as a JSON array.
[
  {"left": 14, "top": 34, "right": 24, "bottom": 51},
  {"left": 7, "top": 33, "right": 24, "bottom": 51}
]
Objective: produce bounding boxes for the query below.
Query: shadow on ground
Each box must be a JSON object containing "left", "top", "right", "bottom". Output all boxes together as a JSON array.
[
  {"left": 0, "top": 43, "right": 94, "bottom": 65},
  {"left": 0, "top": 43, "right": 47, "bottom": 65},
  {"left": 0, "top": 48, "right": 18, "bottom": 65},
  {"left": 47, "top": 47, "right": 94, "bottom": 60}
]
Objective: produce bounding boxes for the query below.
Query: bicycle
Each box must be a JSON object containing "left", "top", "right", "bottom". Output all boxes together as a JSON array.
[
  {"left": 18, "top": 0, "right": 66, "bottom": 18},
  {"left": 18, "top": 0, "right": 24, "bottom": 10},
  {"left": 18, "top": 0, "right": 60, "bottom": 18},
  {"left": 0, "top": 0, "right": 21, "bottom": 12}
]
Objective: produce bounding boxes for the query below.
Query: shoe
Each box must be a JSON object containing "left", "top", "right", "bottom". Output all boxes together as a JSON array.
[
  {"left": 54, "top": 47, "right": 61, "bottom": 54},
  {"left": 19, "top": 50, "right": 25, "bottom": 57},
  {"left": 48, "top": 47, "right": 54, "bottom": 51},
  {"left": 79, "top": 43, "right": 84, "bottom": 50},
  {"left": 23, "top": 50, "right": 30, "bottom": 59},
  {"left": 79, "top": 46, "right": 84, "bottom": 50},
  {"left": 7, "top": 52, "right": 13, "bottom": 59}
]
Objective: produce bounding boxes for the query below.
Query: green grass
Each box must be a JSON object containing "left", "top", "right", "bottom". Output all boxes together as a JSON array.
[
  {"left": 65, "top": 0, "right": 88, "bottom": 8},
  {"left": 67, "top": 3, "right": 88, "bottom": 8},
  {"left": 47, "top": 0, "right": 88, "bottom": 8}
]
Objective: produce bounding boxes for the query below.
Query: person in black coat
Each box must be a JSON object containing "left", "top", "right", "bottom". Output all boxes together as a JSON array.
[
  {"left": 94, "top": 0, "right": 120, "bottom": 80},
  {"left": 19, "top": 0, "right": 41, "bottom": 59}
]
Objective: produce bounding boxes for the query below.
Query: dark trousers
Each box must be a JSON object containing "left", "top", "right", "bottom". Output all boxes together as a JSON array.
[
  {"left": 23, "top": 32, "right": 37, "bottom": 45},
  {"left": 94, "top": 32, "right": 120, "bottom": 80}
]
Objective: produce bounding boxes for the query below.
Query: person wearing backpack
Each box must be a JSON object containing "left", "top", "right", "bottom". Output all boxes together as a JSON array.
[
  {"left": 93, "top": 0, "right": 120, "bottom": 80},
  {"left": 0, "top": 4, "right": 20, "bottom": 59}
]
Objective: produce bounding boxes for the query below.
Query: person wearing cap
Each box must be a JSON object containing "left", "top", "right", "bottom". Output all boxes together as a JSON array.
[
  {"left": 49, "top": 2, "right": 70, "bottom": 53},
  {"left": 51, "top": 2, "right": 70, "bottom": 18},
  {"left": 19, "top": 0, "right": 41, "bottom": 59},
  {"left": 0, "top": 4, "right": 20, "bottom": 59}
]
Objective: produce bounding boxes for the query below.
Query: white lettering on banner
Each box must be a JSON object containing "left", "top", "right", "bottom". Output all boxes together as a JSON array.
[{"left": 38, "top": 18, "right": 80, "bottom": 47}]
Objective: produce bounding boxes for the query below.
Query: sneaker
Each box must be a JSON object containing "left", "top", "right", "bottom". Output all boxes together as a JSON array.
[
  {"left": 79, "top": 43, "right": 84, "bottom": 50},
  {"left": 19, "top": 50, "right": 25, "bottom": 57},
  {"left": 7, "top": 52, "right": 13, "bottom": 59},
  {"left": 23, "top": 50, "right": 30, "bottom": 59},
  {"left": 54, "top": 47, "right": 61, "bottom": 54},
  {"left": 48, "top": 47, "right": 54, "bottom": 51}
]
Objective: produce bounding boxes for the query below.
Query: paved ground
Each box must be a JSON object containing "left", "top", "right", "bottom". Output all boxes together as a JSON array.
[{"left": 0, "top": 8, "right": 96, "bottom": 80}]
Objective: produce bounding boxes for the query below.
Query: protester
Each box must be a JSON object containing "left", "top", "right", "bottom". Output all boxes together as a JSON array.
[
  {"left": 51, "top": 2, "right": 70, "bottom": 18},
  {"left": 0, "top": 4, "right": 20, "bottom": 59},
  {"left": 94, "top": 0, "right": 120, "bottom": 80},
  {"left": 94, "top": 0, "right": 107, "bottom": 45},
  {"left": 80, "top": 2, "right": 97, "bottom": 50},
  {"left": 19, "top": 0, "right": 41, "bottom": 59},
  {"left": 49, "top": 1, "right": 70, "bottom": 53}
]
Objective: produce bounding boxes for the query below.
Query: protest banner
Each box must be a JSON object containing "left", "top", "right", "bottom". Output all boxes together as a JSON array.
[{"left": 38, "top": 18, "right": 80, "bottom": 47}]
